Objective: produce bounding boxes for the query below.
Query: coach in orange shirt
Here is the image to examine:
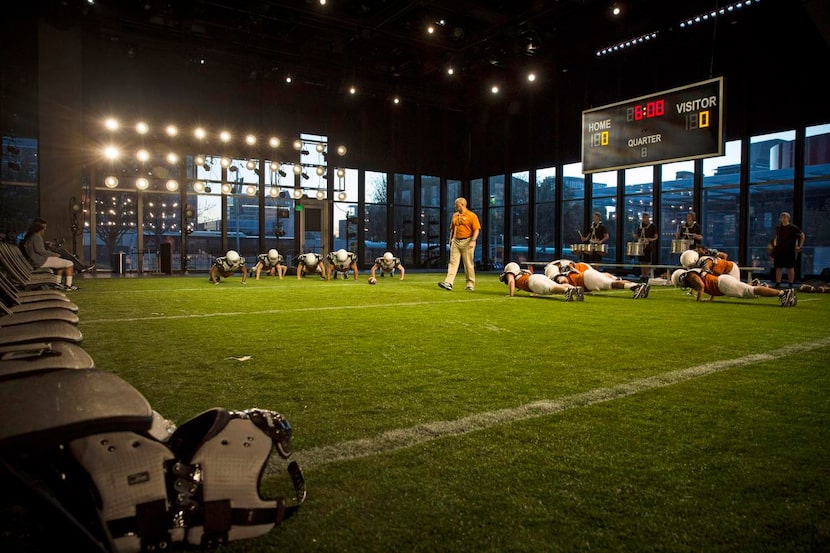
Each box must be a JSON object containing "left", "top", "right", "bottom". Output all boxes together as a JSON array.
[{"left": 438, "top": 197, "right": 481, "bottom": 292}]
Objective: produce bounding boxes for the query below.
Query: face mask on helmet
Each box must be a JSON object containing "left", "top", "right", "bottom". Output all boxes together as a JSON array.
[
  {"left": 671, "top": 269, "right": 687, "bottom": 288},
  {"left": 544, "top": 263, "right": 560, "bottom": 279}
]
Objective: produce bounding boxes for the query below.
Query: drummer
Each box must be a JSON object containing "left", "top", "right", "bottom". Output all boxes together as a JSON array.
[
  {"left": 580, "top": 212, "right": 609, "bottom": 264},
  {"left": 677, "top": 211, "right": 703, "bottom": 251},
  {"left": 633, "top": 212, "right": 658, "bottom": 282}
]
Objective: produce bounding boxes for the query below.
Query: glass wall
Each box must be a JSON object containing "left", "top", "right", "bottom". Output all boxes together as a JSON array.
[
  {"left": 6, "top": 123, "right": 830, "bottom": 277},
  {"left": 487, "top": 173, "right": 505, "bottom": 269},
  {"left": 534, "top": 167, "right": 557, "bottom": 262},
  {"left": 803, "top": 123, "right": 830, "bottom": 276},
  {"left": 393, "top": 173, "right": 415, "bottom": 265},
  {"left": 702, "top": 140, "right": 741, "bottom": 261},
  {"left": 421, "top": 175, "right": 441, "bottom": 267},
  {"left": 561, "top": 162, "right": 585, "bottom": 258},
  {"left": 364, "top": 170, "right": 388, "bottom": 265},
  {"left": 508, "top": 170, "right": 529, "bottom": 267},
  {"left": 747, "top": 130, "right": 796, "bottom": 269}
]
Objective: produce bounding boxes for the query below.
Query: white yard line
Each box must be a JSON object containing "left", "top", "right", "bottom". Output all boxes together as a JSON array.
[{"left": 282, "top": 337, "right": 830, "bottom": 472}]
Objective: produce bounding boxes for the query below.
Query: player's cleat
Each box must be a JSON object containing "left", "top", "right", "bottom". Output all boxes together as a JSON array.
[
  {"left": 565, "top": 287, "right": 576, "bottom": 302},
  {"left": 788, "top": 289, "right": 798, "bottom": 307},
  {"left": 779, "top": 289, "right": 793, "bottom": 307},
  {"left": 575, "top": 286, "right": 585, "bottom": 301},
  {"left": 632, "top": 283, "right": 650, "bottom": 299},
  {"left": 438, "top": 282, "right": 453, "bottom": 291},
  {"left": 751, "top": 278, "right": 762, "bottom": 286}
]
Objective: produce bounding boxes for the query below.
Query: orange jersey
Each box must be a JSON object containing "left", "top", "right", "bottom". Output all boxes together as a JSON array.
[
  {"left": 700, "top": 272, "right": 723, "bottom": 297},
  {"left": 562, "top": 271, "right": 585, "bottom": 288},
  {"left": 514, "top": 272, "right": 532, "bottom": 292},
  {"left": 704, "top": 257, "right": 735, "bottom": 276}
]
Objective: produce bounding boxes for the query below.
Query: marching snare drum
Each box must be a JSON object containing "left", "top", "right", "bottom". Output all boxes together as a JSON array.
[
  {"left": 571, "top": 243, "right": 588, "bottom": 253},
  {"left": 671, "top": 239, "right": 692, "bottom": 254},
  {"left": 590, "top": 243, "right": 607, "bottom": 254},
  {"left": 626, "top": 241, "right": 644, "bottom": 257}
]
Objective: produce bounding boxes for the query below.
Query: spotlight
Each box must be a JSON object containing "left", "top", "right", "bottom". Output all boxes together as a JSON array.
[
  {"left": 270, "top": 161, "right": 280, "bottom": 171},
  {"left": 293, "top": 165, "right": 302, "bottom": 175},
  {"left": 316, "top": 143, "right": 326, "bottom": 153},
  {"left": 316, "top": 166, "right": 325, "bottom": 176},
  {"left": 316, "top": 190, "right": 325, "bottom": 200},
  {"left": 338, "top": 191, "right": 347, "bottom": 201},
  {"left": 135, "top": 177, "right": 150, "bottom": 190},
  {"left": 195, "top": 154, "right": 205, "bottom": 165},
  {"left": 104, "top": 176, "right": 119, "bottom": 188},
  {"left": 165, "top": 179, "right": 179, "bottom": 192},
  {"left": 192, "top": 181, "right": 206, "bottom": 193},
  {"left": 292, "top": 188, "right": 303, "bottom": 199},
  {"left": 336, "top": 145, "right": 347, "bottom": 156},
  {"left": 221, "top": 183, "right": 232, "bottom": 194},
  {"left": 246, "top": 159, "right": 257, "bottom": 170}
]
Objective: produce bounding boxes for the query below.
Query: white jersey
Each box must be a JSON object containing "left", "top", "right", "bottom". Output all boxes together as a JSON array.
[
  {"left": 328, "top": 251, "right": 357, "bottom": 272},
  {"left": 374, "top": 255, "right": 400, "bottom": 273},
  {"left": 214, "top": 256, "right": 245, "bottom": 272},
  {"left": 256, "top": 253, "right": 284, "bottom": 268}
]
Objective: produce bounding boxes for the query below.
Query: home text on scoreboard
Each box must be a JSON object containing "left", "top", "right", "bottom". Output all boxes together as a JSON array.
[{"left": 581, "top": 77, "right": 724, "bottom": 174}]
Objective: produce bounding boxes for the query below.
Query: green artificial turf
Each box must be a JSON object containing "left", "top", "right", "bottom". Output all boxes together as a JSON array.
[{"left": 68, "top": 272, "right": 830, "bottom": 552}]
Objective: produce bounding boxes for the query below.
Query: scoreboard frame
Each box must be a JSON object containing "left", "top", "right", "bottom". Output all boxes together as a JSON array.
[{"left": 580, "top": 77, "right": 724, "bottom": 174}]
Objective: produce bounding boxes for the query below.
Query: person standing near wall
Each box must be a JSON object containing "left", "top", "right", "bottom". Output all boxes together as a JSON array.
[
  {"left": 677, "top": 211, "right": 702, "bottom": 251},
  {"left": 770, "top": 211, "right": 805, "bottom": 288},
  {"left": 438, "top": 197, "right": 481, "bottom": 292},
  {"left": 633, "top": 212, "right": 658, "bottom": 282}
]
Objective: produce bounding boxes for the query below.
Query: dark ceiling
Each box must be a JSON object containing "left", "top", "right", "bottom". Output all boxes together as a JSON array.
[{"left": 35, "top": 0, "right": 829, "bottom": 113}]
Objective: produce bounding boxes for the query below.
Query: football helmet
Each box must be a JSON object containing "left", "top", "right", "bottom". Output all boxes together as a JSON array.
[
  {"left": 225, "top": 250, "right": 241, "bottom": 264},
  {"left": 680, "top": 250, "right": 699, "bottom": 269},
  {"left": 268, "top": 249, "right": 279, "bottom": 261},
  {"left": 335, "top": 249, "right": 349, "bottom": 263},
  {"left": 503, "top": 262, "right": 521, "bottom": 275},
  {"left": 304, "top": 253, "right": 318, "bottom": 266},
  {"left": 671, "top": 268, "right": 687, "bottom": 288},
  {"left": 543, "top": 262, "right": 560, "bottom": 279},
  {"left": 383, "top": 251, "right": 394, "bottom": 262}
]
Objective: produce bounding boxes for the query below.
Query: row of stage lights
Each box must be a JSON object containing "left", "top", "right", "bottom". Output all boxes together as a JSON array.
[{"left": 99, "top": 118, "right": 348, "bottom": 200}]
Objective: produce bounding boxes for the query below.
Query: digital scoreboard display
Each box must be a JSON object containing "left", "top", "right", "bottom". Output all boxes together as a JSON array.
[{"left": 581, "top": 77, "right": 724, "bottom": 174}]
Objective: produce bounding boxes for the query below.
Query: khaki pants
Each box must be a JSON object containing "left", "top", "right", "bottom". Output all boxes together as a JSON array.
[{"left": 444, "top": 237, "right": 476, "bottom": 287}]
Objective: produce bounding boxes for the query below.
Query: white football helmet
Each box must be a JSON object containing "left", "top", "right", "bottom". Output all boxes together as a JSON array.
[
  {"left": 383, "top": 251, "right": 394, "bottom": 262},
  {"left": 558, "top": 259, "right": 574, "bottom": 272},
  {"left": 304, "top": 253, "right": 318, "bottom": 266},
  {"left": 680, "top": 249, "right": 699, "bottom": 269},
  {"left": 544, "top": 262, "right": 560, "bottom": 279},
  {"left": 268, "top": 249, "right": 279, "bottom": 261},
  {"left": 503, "top": 262, "right": 521, "bottom": 275},
  {"left": 671, "top": 268, "right": 687, "bottom": 288},
  {"left": 225, "top": 250, "right": 241, "bottom": 264},
  {"left": 335, "top": 249, "right": 349, "bottom": 263}
]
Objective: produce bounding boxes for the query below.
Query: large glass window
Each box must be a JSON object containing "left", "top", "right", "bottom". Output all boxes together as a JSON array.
[
  {"left": 421, "top": 175, "right": 441, "bottom": 267},
  {"left": 509, "top": 171, "right": 529, "bottom": 266},
  {"left": 748, "top": 130, "right": 796, "bottom": 268},
  {"left": 804, "top": 123, "right": 830, "bottom": 276},
  {"left": 623, "top": 166, "right": 653, "bottom": 264},
  {"left": 469, "top": 178, "right": 484, "bottom": 264},
  {"left": 487, "top": 173, "right": 505, "bottom": 268},
  {"left": 561, "top": 162, "right": 584, "bottom": 259},
  {"left": 1, "top": 136, "right": 38, "bottom": 242},
  {"left": 364, "top": 170, "right": 387, "bottom": 264},
  {"left": 333, "top": 168, "right": 359, "bottom": 259},
  {"left": 393, "top": 173, "right": 415, "bottom": 265},
  {"left": 534, "top": 166, "right": 556, "bottom": 261},
  {"left": 702, "top": 140, "right": 741, "bottom": 261},
  {"left": 591, "top": 170, "right": 618, "bottom": 261},
  {"left": 662, "top": 160, "right": 696, "bottom": 265}
]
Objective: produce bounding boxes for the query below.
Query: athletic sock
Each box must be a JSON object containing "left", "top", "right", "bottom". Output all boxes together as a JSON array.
[{"left": 65, "top": 276, "right": 73, "bottom": 287}]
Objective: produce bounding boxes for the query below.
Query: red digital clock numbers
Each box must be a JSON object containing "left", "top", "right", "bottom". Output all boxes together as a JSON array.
[{"left": 626, "top": 99, "right": 665, "bottom": 121}]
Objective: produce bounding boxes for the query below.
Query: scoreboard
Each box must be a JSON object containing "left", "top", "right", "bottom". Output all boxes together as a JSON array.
[{"left": 581, "top": 77, "right": 724, "bottom": 174}]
